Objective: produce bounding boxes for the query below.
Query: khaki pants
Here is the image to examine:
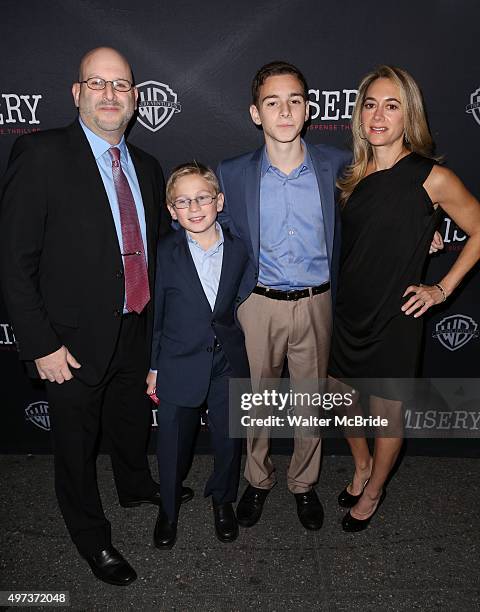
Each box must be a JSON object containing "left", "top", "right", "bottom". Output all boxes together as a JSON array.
[{"left": 237, "top": 289, "right": 332, "bottom": 493}]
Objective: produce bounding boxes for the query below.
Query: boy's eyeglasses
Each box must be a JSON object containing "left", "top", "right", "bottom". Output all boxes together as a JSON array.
[
  {"left": 171, "top": 195, "right": 218, "bottom": 209},
  {"left": 79, "top": 78, "right": 133, "bottom": 92}
]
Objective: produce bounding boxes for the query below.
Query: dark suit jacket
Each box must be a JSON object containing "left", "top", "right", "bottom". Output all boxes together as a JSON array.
[
  {"left": 0, "top": 120, "right": 167, "bottom": 385},
  {"left": 151, "top": 226, "right": 251, "bottom": 407},
  {"left": 217, "top": 143, "right": 351, "bottom": 303}
]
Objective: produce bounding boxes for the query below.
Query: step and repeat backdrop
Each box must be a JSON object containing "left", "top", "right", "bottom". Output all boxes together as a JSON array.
[{"left": 1, "top": 1, "right": 478, "bottom": 454}]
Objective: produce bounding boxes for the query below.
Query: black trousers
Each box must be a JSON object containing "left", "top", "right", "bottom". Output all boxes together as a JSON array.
[
  {"left": 156, "top": 348, "right": 241, "bottom": 523},
  {"left": 46, "top": 313, "right": 157, "bottom": 556}
]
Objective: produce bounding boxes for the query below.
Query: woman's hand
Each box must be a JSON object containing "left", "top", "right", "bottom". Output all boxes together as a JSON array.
[
  {"left": 401, "top": 284, "right": 446, "bottom": 318},
  {"left": 429, "top": 230, "right": 444, "bottom": 254}
]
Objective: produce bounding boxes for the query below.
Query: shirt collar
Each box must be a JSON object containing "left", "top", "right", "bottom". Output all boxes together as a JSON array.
[
  {"left": 261, "top": 139, "right": 311, "bottom": 178},
  {"left": 79, "top": 117, "right": 128, "bottom": 162},
  {"left": 186, "top": 222, "right": 224, "bottom": 254}
]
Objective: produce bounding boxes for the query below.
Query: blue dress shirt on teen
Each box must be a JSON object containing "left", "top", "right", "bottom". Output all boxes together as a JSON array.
[{"left": 259, "top": 148, "right": 329, "bottom": 290}]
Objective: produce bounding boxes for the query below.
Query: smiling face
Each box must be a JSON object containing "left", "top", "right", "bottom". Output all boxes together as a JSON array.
[
  {"left": 250, "top": 74, "right": 309, "bottom": 146},
  {"left": 360, "top": 77, "right": 405, "bottom": 149},
  {"left": 71, "top": 47, "right": 137, "bottom": 144},
  {"left": 168, "top": 174, "right": 224, "bottom": 239}
]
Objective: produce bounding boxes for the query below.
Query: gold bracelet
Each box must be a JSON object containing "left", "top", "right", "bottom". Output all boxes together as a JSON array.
[{"left": 434, "top": 283, "right": 447, "bottom": 302}]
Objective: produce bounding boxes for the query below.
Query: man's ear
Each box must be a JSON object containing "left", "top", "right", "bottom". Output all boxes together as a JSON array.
[
  {"left": 133, "top": 86, "right": 138, "bottom": 110},
  {"left": 250, "top": 104, "right": 262, "bottom": 126},
  {"left": 72, "top": 83, "right": 80, "bottom": 108}
]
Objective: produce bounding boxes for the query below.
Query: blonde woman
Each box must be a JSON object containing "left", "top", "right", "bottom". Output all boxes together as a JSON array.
[{"left": 329, "top": 65, "right": 480, "bottom": 532}]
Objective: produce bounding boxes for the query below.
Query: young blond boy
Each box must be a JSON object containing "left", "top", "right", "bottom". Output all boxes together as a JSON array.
[{"left": 147, "top": 162, "right": 251, "bottom": 547}]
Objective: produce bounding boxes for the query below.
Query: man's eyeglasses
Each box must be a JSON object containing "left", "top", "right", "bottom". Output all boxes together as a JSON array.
[
  {"left": 79, "top": 77, "right": 134, "bottom": 92},
  {"left": 171, "top": 195, "right": 218, "bottom": 209}
]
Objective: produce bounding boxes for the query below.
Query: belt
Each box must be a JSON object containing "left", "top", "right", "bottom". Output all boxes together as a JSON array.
[{"left": 252, "top": 282, "right": 330, "bottom": 301}]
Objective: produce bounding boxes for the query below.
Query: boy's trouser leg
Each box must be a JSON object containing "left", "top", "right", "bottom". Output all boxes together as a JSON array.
[
  {"left": 156, "top": 401, "right": 199, "bottom": 523},
  {"left": 204, "top": 349, "right": 242, "bottom": 503}
]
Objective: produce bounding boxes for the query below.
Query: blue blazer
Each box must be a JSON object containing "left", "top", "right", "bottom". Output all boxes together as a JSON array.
[
  {"left": 151, "top": 226, "right": 251, "bottom": 407},
  {"left": 217, "top": 143, "right": 351, "bottom": 302}
]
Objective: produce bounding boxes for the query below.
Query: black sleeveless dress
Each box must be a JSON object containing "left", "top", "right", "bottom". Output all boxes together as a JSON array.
[{"left": 329, "top": 153, "right": 443, "bottom": 395}]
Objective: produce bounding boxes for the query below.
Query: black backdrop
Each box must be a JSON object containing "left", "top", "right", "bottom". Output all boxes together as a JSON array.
[{"left": 1, "top": 1, "right": 479, "bottom": 455}]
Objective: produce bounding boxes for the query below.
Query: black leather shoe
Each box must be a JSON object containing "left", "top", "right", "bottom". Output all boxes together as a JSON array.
[
  {"left": 83, "top": 546, "right": 137, "bottom": 586},
  {"left": 342, "top": 490, "right": 386, "bottom": 532},
  {"left": 120, "top": 486, "right": 194, "bottom": 508},
  {"left": 294, "top": 489, "right": 324, "bottom": 530},
  {"left": 213, "top": 502, "right": 238, "bottom": 543},
  {"left": 338, "top": 479, "right": 369, "bottom": 509},
  {"left": 153, "top": 508, "right": 177, "bottom": 549},
  {"left": 236, "top": 485, "right": 271, "bottom": 528}
]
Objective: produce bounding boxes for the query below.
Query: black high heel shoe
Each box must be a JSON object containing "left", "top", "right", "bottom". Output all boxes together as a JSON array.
[
  {"left": 337, "top": 479, "right": 369, "bottom": 509},
  {"left": 341, "top": 490, "right": 386, "bottom": 532}
]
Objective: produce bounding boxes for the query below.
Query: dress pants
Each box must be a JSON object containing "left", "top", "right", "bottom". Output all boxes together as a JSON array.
[
  {"left": 46, "top": 313, "right": 156, "bottom": 556},
  {"left": 156, "top": 347, "right": 241, "bottom": 524},
  {"left": 237, "top": 290, "right": 332, "bottom": 493}
]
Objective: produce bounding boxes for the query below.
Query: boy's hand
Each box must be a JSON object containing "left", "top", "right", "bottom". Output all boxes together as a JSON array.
[{"left": 146, "top": 370, "right": 157, "bottom": 396}]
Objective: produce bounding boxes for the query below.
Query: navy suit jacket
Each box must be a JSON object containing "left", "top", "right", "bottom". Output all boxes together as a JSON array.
[
  {"left": 151, "top": 226, "right": 251, "bottom": 407},
  {"left": 217, "top": 143, "right": 351, "bottom": 303}
]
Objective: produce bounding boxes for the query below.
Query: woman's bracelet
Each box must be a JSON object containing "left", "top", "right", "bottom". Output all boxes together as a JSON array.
[{"left": 434, "top": 283, "right": 447, "bottom": 302}]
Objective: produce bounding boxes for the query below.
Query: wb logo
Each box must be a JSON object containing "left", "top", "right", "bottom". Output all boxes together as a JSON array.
[
  {"left": 433, "top": 314, "right": 479, "bottom": 352},
  {"left": 136, "top": 81, "right": 182, "bottom": 132},
  {"left": 25, "top": 401, "right": 51, "bottom": 431},
  {"left": 466, "top": 87, "right": 480, "bottom": 127}
]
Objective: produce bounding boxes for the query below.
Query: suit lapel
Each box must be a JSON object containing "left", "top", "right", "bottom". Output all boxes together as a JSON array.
[
  {"left": 172, "top": 230, "right": 212, "bottom": 313},
  {"left": 212, "top": 229, "right": 235, "bottom": 316},
  {"left": 65, "top": 122, "right": 122, "bottom": 260},
  {"left": 307, "top": 144, "right": 335, "bottom": 266},
  {"left": 244, "top": 148, "right": 263, "bottom": 267}
]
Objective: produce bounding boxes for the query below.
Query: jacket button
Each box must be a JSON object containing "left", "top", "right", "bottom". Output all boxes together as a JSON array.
[
  {"left": 235, "top": 296, "right": 241, "bottom": 303},
  {"left": 113, "top": 309, "right": 122, "bottom": 317},
  {"left": 206, "top": 347, "right": 213, "bottom": 352},
  {"left": 116, "top": 270, "right": 124, "bottom": 278},
  {"left": 212, "top": 320, "right": 216, "bottom": 326}
]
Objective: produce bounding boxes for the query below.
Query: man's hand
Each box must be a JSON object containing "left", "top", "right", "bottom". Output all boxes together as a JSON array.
[
  {"left": 34, "top": 346, "right": 81, "bottom": 383},
  {"left": 146, "top": 370, "right": 157, "bottom": 396},
  {"left": 429, "top": 230, "right": 444, "bottom": 254}
]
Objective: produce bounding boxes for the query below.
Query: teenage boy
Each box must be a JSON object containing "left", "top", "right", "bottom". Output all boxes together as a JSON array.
[
  {"left": 217, "top": 61, "right": 351, "bottom": 531},
  {"left": 146, "top": 163, "right": 251, "bottom": 548}
]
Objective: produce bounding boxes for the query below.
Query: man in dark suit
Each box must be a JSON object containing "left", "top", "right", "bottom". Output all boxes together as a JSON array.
[
  {"left": 217, "top": 61, "right": 351, "bottom": 532},
  {"left": 0, "top": 47, "right": 179, "bottom": 586}
]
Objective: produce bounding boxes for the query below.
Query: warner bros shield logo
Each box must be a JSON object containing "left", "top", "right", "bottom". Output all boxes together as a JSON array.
[
  {"left": 136, "top": 81, "right": 182, "bottom": 132},
  {"left": 25, "top": 401, "right": 51, "bottom": 431},
  {"left": 466, "top": 87, "right": 480, "bottom": 127},
  {"left": 433, "top": 314, "right": 479, "bottom": 352}
]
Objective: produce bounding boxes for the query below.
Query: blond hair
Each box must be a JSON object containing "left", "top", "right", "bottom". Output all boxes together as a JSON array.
[
  {"left": 166, "top": 161, "right": 220, "bottom": 203},
  {"left": 339, "top": 65, "right": 435, "bottom": 204}
]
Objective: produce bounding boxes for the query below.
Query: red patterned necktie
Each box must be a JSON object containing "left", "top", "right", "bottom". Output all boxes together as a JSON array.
[{"left": 109, "top": 146, "right": 150, "bottom": 313}]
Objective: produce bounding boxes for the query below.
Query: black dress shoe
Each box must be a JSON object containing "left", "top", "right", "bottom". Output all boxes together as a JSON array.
[
  {"left": 120, "top": 486, "right": 194, "bottom": 508},
  {"left": 83, "top": 546, "right": 137, "bottom": 586},
  {"left": 153, "top": 508, "right": 177, "bottom": 549},
  {"left": 342, "top": 490, "right": 386, "bottom": 532},
  {"left": 294, "top": 489, "right": 324, "bottom": 530},
  {"left": 236, "top": 485, "right": 270, "bottom": 528},
  {"left": 338, "top": 479, "right": 369, "bottom": 509},
  {"left": 213, "top": 502, "right": 239, "bottom": 543}
]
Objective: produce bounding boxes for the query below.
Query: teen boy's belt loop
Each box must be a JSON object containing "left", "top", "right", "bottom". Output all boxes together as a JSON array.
[{"left": 252, "top": 282, "right": 330, "bottom": 301}]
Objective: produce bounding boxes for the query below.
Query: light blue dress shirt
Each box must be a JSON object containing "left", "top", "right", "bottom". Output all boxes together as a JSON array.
[
  {"left": 258, "top": 145, "right": 329, "bottom": 290},
  {"left": 79, "top": 118, "right": 148, "bottom": 312},
  {"left": 186, "top": 223, "right": 224, "bottom": 311}
]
